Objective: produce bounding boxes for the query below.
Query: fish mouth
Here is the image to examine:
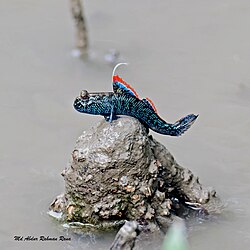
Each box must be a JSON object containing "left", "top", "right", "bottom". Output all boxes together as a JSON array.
[
  {"left": 73, "top": 97, "right": 86, "bottom": 111},
  {"left": 73, "top": 97, "right": 81, "bottom": 105}
]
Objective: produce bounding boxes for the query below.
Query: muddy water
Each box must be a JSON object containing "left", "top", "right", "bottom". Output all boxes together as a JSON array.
[{"left": 0, "top": 0, "right": 250, "bottom": 249}]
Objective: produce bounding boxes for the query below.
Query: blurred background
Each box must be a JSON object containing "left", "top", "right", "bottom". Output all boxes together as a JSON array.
[{"left": 0, "top": 0, "right": 250, "bottom": 249}]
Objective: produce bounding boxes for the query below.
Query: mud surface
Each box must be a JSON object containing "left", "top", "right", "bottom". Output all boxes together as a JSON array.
[{"left": 50, "top": 116, "right": 221, "bottom": 232}]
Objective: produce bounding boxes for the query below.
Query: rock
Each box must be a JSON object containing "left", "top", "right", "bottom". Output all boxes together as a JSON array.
[{"left": 50, "top": 116, "right": 221, "bottom": 231}]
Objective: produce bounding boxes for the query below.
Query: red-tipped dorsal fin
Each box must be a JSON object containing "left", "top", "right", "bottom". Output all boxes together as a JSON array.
[
  {"left": 146, "top": 97, "right": 158, "bottom": 113},
  {"left": 113, "top": 75, "right": 139, "bottom": 98}
]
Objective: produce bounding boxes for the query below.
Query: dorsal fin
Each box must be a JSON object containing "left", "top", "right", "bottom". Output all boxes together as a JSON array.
[
  {"left": 142, "top": 97, "right": 158, "bottom": 113},
  {"left": 112, "top": 75, "right": 139, "bottom": 98}
]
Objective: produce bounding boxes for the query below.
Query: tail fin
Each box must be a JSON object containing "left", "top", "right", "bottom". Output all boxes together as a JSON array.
[{"left": 172, "top": 114, "right": 198, "bottom": 136}]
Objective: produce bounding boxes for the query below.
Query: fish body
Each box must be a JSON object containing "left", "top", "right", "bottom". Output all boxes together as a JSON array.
[{"left": 73, "top": 75, "right": 198, "bottom": 136}]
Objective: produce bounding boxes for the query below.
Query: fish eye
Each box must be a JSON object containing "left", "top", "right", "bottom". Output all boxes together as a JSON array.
[{"left": 80, "top": 90, "right": 89, "bottom": 99}]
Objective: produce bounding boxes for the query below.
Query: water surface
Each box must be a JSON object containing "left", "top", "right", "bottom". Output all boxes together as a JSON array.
[{"left": 1, "top": 0, "right": 250, "bottom": 249}]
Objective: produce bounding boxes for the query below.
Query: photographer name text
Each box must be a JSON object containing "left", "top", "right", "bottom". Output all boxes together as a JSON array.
[{"left": 14, "top": 235, "right": 71, "bottom": 242}]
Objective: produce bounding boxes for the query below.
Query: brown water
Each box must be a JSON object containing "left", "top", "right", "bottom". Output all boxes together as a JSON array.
[{"left": 1, "top": 0, "right": 250, "bottom": 249}]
